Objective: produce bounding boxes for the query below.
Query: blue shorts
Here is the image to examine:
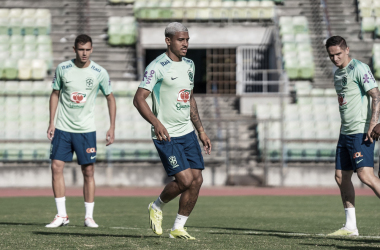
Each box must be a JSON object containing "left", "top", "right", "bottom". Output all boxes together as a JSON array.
[
  {"left": 153, "top": 131, "right": 204, "bottom": 177},
  {"left": 50, "top": 128, "right": 97, "bottom": 165},
  {"left": 336, "top": 133, "right": 375, "bottom": 172}
]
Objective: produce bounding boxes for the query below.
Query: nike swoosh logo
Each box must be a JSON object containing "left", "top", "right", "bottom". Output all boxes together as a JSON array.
[
  {"left": 91, "top": 155, "right": 96, "bottom": 159},
  {"left": 171, "top": 77, "right": 178, "bottom": 80},
  {"left": 356, "top": 159, "right": 363, "bottom": 164}
]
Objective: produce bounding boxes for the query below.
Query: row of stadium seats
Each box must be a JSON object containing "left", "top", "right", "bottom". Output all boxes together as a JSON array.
[
  {"left": 0, "top": 8, "right": 51, "bottom": 36},
  {"left": 108, "top": 17, "right": 137, "bottom": 46},
  {"left": 0, "top": 81, "right": 140, "bottom": 96},
  {"left": 133, "top": 0, "right": 275, "bottom": 20},
  {"left": 373, "top": 44, "right": 380, "bottom": 79},
  {"left": 361, "top": 17, "right": 380, "bottom": 36},
  {"left": 0, "top": 59, "right": 48, "bottom": 80},
  {"left": 0, "top": 93, "right": 151, "bottom": 140},
  {"left": 0, "top": 34, "right": 53, "bottom": 79},
  {"left": 279, "top": 16, "right": 315, "bottom": 80},
  {"left": 0, "top": 143, "right": 159, "bottom": 161},
  {"left": 358, "top": 0, "right": 380, "bottom": 17}
]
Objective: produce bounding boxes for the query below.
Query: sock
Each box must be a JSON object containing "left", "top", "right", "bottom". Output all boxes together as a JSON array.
[
  {"left": 172, "top": 214, "right": 188, "bottom": 230},
  {"left": 85, "top": 202, "right": 95, "bottom": 219},
  {"left": 152, "top": 196, "right": 166, "bottom": 211},
  {"left": 345, "top": 207, "right": 357, "bottom": 230},
  {"left": 55, "top": 197, "right": 67, "bottom": 217}
]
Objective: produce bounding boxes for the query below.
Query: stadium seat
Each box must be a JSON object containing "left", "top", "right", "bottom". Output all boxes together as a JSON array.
[
  {"left": 284, "top": 58, "right": 299, "bottom": 80},
  {"left": 260, "top": 1, "right": 274, "bottom": 19},
  {"left": 159, "top": 1, "right": 172, "bottom": 19},
  {"left": 197, "top": 1, "right": 211, "bottom": 20},
  {"left": 375, "top": 0, "right": 380, "bottom": 17},
  {"left": 18, "top": 59, "right": 32, "bottom": 80},
  {"left": 8, "top": 9, "right": 23, "bottom": 18},
  {"left": 9, "top": 18, "right": 22, "bottom": 35},
  {"left": 171, "top": 1, "right": 185, "bottom": 19},
  {"left": 121, "top": 25, "right": 136, "bottom": 45},
  {"left": 0, "top": 18, "right": 8, "bottom": 35},
  {"left": 362, "top": 17, "right": 376, "bottom": 32},
  {"left": 22, "top": 18, "right": 36, "bottom": 35},
  {"left": 108, "top": 26, "right": 122, "bottom": 45},
  {"left": 35, "top": 18, "right": 49, "bottom": 35},
  {"left": 209, "top": 0, "right": 223, "bottom": 19},
  {"left": 4, "top": 59, "right": 18, "bottom": 80},
  {"left": 232, "top": 1, "right": 247, "bottom": 20},
  {"left": 359, "top": 1, "right": 373, "bottom": 17},
  {"left": 280, "top": 24, "right": 294, "bottom": 36},
  {"left": 146, "top": 1, "right": 160, "bottom": 19},
  {"left": 185, "top": 1, "right": 198, "bottom": 19},
  {"left": 31, "top": 59, "right": 47, "bottom": 79},
  {"left": 34, "top": 9, "right": 51, "bottom": 19}
]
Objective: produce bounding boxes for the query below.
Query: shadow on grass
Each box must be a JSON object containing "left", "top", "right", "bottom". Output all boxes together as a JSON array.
[
  {"left": 0, "top": 222, "right": 46, "bottom": 226},
  {"left": 193, "top": 226, "right": 295, "bottom": 234},
  {"left": 33, "top": 231, "right": 158, "bottom": 238},
  {"left": 300, "top": 243, "right": 380, "bottom": 250}
]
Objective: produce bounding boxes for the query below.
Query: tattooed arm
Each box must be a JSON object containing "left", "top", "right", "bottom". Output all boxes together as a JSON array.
[
  {"left": 190, "top": 91, "right": 212, "bottom": 154},
  {"left": 367, "top": 87, "right": 380, "bottom": 143}
]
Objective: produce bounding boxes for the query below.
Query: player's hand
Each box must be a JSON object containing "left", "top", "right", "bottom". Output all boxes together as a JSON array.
[
  {"left": 370, "top": 123, "right": 380, "bottom": 141},
  {"left": 47, "top": 124, "right": 55, "bottom": 141},
  {"left": 153, "top": 121, "right": 170, "bottom": 141},
  {"left": 106, "top": 128, "right": 115, "bottom": 146},
  {"left": 199, "top": 132, "right": 211, "bottom": 155}
]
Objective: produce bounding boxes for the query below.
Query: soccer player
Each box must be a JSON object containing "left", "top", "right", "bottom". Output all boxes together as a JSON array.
[
  {"left": 133, "top": 22, "right": 211, "bottom": 239},
  {"left": 326, "top": 36, "right": 380, "bottom": 236},
  {"left": 45, "top": 34, "right": 116, "bottom": 228}
]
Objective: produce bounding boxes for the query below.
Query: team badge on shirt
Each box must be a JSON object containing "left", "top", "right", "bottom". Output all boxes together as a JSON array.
[
  {"left": 187, "top": 68, "right": 194, "bottom": 82},
  {"left": 86, "top": 77, "right": 94, "bottom": 89},
  {"left": 342, "top": 76, "right": 347, "bottom": 86}
]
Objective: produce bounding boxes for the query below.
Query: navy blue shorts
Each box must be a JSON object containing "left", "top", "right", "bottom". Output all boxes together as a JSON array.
[
  {"left": 336, "top": 133, "right": 375, "bottom": 172},
  {"left": 153, "top": 131, "right": 204, "bottom": 177},
  {"left": 50, "top": 128, "right": 97, "bottom": 165}
]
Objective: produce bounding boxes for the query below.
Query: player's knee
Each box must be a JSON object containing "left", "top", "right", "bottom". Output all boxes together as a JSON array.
[
  {"left": 81, "top": 165, "right": 94, "bottom": 178},
  {"left": 357, "top": 171, "right": 371, "bottom": 186},
  {"left": 192, "top": 174, "right": 203, "bottom": 188},
  {"left": 178, "top": 178, "right": 193, "bottom": 191},
  {"left": 335, "top": 174, "right": 342, "bottom": 186},
  {"left": 51, "top": 163, "right": 64, "bottom": 174}
]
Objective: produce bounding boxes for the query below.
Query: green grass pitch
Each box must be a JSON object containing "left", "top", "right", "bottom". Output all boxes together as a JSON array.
[{"left": 1, "top": 195, "right": 380, "bottom": 249}]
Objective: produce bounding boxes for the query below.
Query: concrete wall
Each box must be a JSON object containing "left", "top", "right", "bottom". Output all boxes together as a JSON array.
[
  {"left": 0, "top": 162, "right": 228, "bottom": 188},
  {"left": 240, "top": 95, "right": 292, "bottom": 116}
]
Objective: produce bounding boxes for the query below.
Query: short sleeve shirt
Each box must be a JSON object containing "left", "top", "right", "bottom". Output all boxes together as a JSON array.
[
  {"left": 334, "top": 59, "right": 378, "bottom": 134},
  {"left": 139, "top": 53, "right": 195, "bottom": 139},
  {"left": 52, "top": 60, "right": 112, "bottom": 133}
]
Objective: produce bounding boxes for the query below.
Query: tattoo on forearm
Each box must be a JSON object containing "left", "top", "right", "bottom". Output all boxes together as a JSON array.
[
  {"left": 369, "top": 88, "right": 380, "bottom": 125},
  {"left": 190, "top": 96, "right": 204, "bottom": 132}
]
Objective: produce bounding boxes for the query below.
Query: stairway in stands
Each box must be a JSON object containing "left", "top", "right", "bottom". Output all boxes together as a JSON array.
[
  {"left": 325, "top": 0, "right": 374, "bottom": 67},
  {"left": 278, "top": 0, "right": 333, "bottom": 87}
]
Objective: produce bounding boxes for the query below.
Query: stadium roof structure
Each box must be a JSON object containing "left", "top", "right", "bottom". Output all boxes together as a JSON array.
[{"left": 139, "top": 24, "right": 273, "bottom": 49}]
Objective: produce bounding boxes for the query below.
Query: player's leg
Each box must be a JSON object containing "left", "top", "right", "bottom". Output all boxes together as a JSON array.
[
  {"left": 355, "top": 133, "right": 380, "bottom": 196},
  {"left": 329, "top": 134, "right": 358, "bottom": 236},
  {"left": 357, "top": 167, "right": 380, "bottom": 197},
  {"left": 170, "top": 131, "right": 204, "bottom": 240},
  {"left": 148, "top": 137, "right": 192, "bottom": 235},
  {"left": 73, "top": 131, "right": 98, "bottom": 228},
  {"left": 46, "top": 129, "right": 73, "bottom": 228}
]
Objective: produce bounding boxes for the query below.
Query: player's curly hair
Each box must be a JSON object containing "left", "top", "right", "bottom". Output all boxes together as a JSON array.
[
  {"left": 74, "top": 34, "right": 92, "bottom": 48},
  {"left": 325, "top": 36, "right": 347, "bottom": 50}
]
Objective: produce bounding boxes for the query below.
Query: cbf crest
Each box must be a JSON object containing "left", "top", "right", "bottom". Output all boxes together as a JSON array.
[
  {"left": 168, "top": 156, "right": 179, "bottom": 168},
  {"left": 187, "top": 68, "right": 194, "bottom": 83},
  {"left": 86, "top": 77, "right": 94, "bottom": 89}
]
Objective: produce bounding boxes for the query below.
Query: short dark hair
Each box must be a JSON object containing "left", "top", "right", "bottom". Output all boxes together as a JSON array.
[
  {"left": 74, "top": 34, "right": 92, "bottom": 48},
  {"left": 325, "top": 36, "right": 348, "bottom": 50}
]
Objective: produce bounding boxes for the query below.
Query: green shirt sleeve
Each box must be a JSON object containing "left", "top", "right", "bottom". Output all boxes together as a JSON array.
[
  {"left": 356, "top": 64, "right": 377, "bottom": 92},
  {"left": 139, "top": 62, "right": 164, "bottom": 92},
  {"left": 52, "top": 66, "right": 63, "bottom": 90},
  {"left": 191, "top": 62, "right": 195, "bottom": 90},
  {"left": 99, "top": 70, "right": 112, "bottom": 95}
]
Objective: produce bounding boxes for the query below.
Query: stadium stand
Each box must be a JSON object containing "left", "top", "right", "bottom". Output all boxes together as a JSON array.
[
  {"left": 107, "top": 16, "right": 137, "bottom": 46},
  {"left": 133, "top": 0, "right": 278, "bottom": 21},
  {"left": 0, "top": 9, "right": 52, "bottom": 80},
  {"left": 279, "top": 15, "right": 315, "bottom": 80}
]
